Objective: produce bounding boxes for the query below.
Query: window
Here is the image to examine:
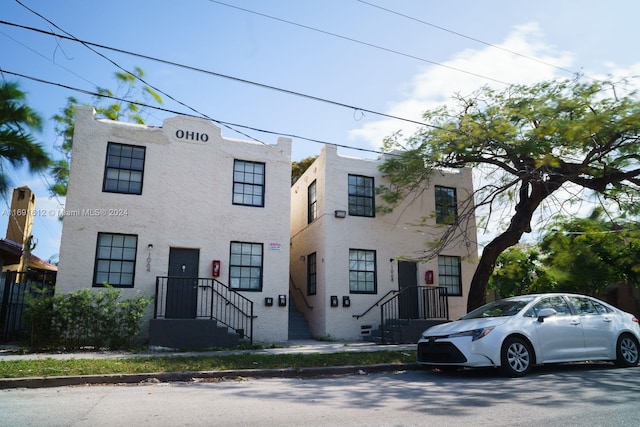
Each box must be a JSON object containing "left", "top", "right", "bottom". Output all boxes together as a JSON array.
[
  {"left": 93, "top": 233, "right": 137, "bottom": 287},
  {"left": 308, "top": 180, "right": 318, "bottom": 224},
  {"left": 438, "top": 255, "right": 462, "bottom": 296},
  {"left": 567, "top": 296, "right": 611, "bottom": 315},
  {"left": 103, "top": 142, "right": 145, "bottom": 195},
  {"left": 229, "top": 242, "right": 263, "bottom": 291},
  {"left": 307, "top": 252, "right": 317, "bottom": 296},
  {"left": 435, "top": 186, "right": 457, "bottom": 224},
  {"left": 525, "top": 296, "right": 572, "bottom": 317},
  {"left": 348, "top": 174, "right": 375, "bottom": 217},
  {"left": 233, "top": 160, "right": 265, "bottom": 207},
  {"left": 349, "top": 249, "right": 376, "bottom": 293}
]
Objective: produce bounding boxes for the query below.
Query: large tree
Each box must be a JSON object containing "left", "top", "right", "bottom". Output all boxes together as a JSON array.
[
  {"left": 0, "top": 81, "right": 50, "bottom": 193},
  {"left": 538, "top": 208, "right": 640, "bottom": 296},
  {"left": 378, "top": 78, "right": 640, "bottom": 312},
  {"left": 291, "top": 156, "right": 318, "bottom": 185},
  {"left": 51, "top": 67, "right": 162, "bottom": 196},
  {"left": 487, "top": 245, "right": 549, "bottom": 299}
]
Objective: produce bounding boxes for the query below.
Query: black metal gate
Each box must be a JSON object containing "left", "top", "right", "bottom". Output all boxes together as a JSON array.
[{"left": 0, "top": 271, "right": 56, "bottom": 341}]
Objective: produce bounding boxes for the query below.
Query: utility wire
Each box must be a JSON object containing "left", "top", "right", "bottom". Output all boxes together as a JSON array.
[
  {"left": 13, "top": 0, "right": 265, "bottom": 144},
  {"left": 0, "top": 20, "right": 436, "bottom": 129},
  {"left": 205, "top": 0, "right": 510, "bottom": 85},
  {"left": 1, "top": 69, "right": 393, "bottom": 157},
  {"left": 356, "top": 0, "right": 584, "bottom": 79}
]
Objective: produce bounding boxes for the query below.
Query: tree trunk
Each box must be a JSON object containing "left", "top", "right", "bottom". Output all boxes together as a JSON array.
[
  {"left": 466, "top": 180, "right": 561, "bottom": 312},
  {"left": 466, "top": 229, "right": 523, "bottom": 311}
]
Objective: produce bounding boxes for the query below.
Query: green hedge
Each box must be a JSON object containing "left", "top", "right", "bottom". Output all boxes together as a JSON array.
[{"left": 24, "top": 286, "right": 152, "bottom": 351}]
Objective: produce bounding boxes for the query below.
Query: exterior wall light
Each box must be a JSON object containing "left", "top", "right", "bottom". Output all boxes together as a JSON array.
[
  {"left": 330, "top": 295, "right": 339, "bottom": 307},
  {"left": 265, "top": 297, "right": 274, "bottom": 307},
  {"left": 334, "top": 210, "right": 346, "bottom": 218},
  {"left": 342, "top": 296, "right": 351, "bottom": 307}
]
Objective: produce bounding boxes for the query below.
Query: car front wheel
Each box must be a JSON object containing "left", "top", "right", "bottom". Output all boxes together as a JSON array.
[
  {"left": 501, "top": 337, "right": 533, "bottom": 377},
  {"left": 615, "top": 334, "right": 640, "bottom": 367}
]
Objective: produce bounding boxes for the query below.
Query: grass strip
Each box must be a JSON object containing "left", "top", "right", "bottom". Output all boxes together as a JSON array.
[{"left": 0, "top": 350, "right": 416, "bottom": 379}]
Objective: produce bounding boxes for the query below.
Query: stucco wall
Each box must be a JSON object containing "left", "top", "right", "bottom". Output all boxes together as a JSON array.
[
  {"left": 290, "top": 145, "right": 478, "bottom": 341},
  {"left": 57, "top": 107, "right": 292, "bottom": 343}
]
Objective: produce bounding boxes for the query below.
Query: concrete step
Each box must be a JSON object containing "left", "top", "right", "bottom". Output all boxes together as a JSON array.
[{"left": 288, "top": 303, "right": 312, "bottom": 340}]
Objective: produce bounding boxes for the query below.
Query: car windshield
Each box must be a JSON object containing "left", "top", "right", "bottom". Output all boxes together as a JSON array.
[{"left": 461, "top": 296, "right": 536, "bottom": 320}]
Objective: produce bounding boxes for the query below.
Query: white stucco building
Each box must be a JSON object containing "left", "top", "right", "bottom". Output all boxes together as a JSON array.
[
  {"left": 289, "top": 144, "right": 478, "bottom": 342},
  {"left": 58, "top": 107, "right": 479, "bottom": 348},
  {"left": 57, "top": 107, "right": 292, "bottom": 347}
]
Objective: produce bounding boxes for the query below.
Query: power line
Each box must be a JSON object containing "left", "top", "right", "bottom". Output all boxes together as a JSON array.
[
  {"left": 0, "top": 69, "right": 393, "bottom": 157},
  {"left": 0, "top": 20, "right": 437, "bottom": 129},
  {"left": 205, "top": 0, "right": 511, "bottom": 85},
  {"left": 356, "top": 0, "right": 584, "bottom": 79},
  {"left": 13, "top": 0, "right": 265, "bottom": 144}
]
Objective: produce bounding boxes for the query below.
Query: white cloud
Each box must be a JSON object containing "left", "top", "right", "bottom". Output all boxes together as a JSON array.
[{"left": 348, "top": 22, "right": 575, "bottom": 150}]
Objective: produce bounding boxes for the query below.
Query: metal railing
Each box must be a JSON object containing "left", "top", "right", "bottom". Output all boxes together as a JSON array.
[
  {"left": 0, "top": 271, "right": 56, "bottom": 341},
  {"left": 289, "top": 276, "right": 313, "bottom": 311},
  {"left": 154, "top": 276, "right": 254, "bottom": 344},
  {"left": 379, "top": 286, "right": 449, "bottom": 343},
  {"left": 352, "top": 289, "right": 397, "bottom": 320}
]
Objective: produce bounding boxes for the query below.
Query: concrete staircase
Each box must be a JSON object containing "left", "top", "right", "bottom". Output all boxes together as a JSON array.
[
  {"left": 369, "top": 319, "right": 450, "bottom": 344},
  {"left": 149, "top": 319, "right": 244, "bottom": 350},
  {"left": 288, "top": 299, "right": 312, "bottom": 340}
]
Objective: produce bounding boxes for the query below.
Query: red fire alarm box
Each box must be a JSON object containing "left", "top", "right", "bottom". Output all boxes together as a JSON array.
[
  {"left": 212, "top": 260, "right": 221, "bottom": 277},
  {"left": 425, "top": 270, "right": 434, "bottom": 285}
]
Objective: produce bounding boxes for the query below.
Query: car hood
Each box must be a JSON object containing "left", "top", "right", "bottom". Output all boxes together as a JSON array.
[{"left": 423, "top": 317, "right": 510, "bottom": 336}]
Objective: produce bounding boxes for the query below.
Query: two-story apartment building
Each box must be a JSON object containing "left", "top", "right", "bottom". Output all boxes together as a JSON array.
[
  {"left": 58, "top": 108, "right": 478, "bottom": 347},
  {"left": 57, "top": 107, "right": 292, "bottom": 347},
  {"left": 289, "top": 144, "right": 478, "bottom": 342}
]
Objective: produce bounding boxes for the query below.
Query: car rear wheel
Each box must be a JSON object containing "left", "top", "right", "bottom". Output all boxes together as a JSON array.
[
  {"left": 501, "top": 337, "right": 533, "bottom": 377},
  {"left": 615, "top": 334, "right": 639, "bottom": 367}
]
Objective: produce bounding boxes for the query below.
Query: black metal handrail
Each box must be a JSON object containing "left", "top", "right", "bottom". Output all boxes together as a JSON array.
[
  {"left": 352, "top": 289, "right": 398, "bottom": 320},
  {"left": 289, "top": 276, "right": 313, "bottom": 310},
  {"left": 379, "top": 286, "right": 449, "bottom": 343},
  {"left": 154, "top": 276, "right": 254, "bottom": 344}
]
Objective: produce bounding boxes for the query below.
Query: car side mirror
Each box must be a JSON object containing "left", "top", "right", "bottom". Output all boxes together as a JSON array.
[{"left": 537, "top": 308, "right": 557, "bottom": 323}]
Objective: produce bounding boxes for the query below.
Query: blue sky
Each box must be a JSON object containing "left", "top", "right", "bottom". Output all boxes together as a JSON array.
[{"left": 2, "top": 0, "right": 640, "bottom": 263}]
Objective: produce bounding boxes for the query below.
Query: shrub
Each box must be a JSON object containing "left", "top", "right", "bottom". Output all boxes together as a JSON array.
[{"left": 24, "top": 286, "right": 152, "bottom": 351}]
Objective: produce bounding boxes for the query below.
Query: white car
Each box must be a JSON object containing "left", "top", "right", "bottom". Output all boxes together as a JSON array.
[{"left": 417, "top": 293, "right": 640, "bottom": 376}]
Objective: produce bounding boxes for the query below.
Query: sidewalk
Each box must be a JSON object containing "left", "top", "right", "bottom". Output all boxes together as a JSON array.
[{"left": 0, "top": 340, "right": 419, "bottom": 389}]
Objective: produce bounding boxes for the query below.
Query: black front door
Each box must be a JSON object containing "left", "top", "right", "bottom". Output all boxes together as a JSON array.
[
  {"left": 398, "top": 261, "right": 419, "bottom": 319},
  {"left": 166, "top": 248, "right": 199, "bottom": 319}
]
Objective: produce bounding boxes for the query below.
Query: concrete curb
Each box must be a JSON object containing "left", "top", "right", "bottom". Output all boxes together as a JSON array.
[{"left": 0, "top": 363, "right": 422, "bottom": 389}]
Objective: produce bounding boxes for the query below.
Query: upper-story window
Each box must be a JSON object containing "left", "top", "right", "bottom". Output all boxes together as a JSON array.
[
  {"left": 435, "top": 185, "right": 457, "bottom": 224},
  {"left": 308, "top": 180, "right": 318, "bottom": 224},
  {"left": 233, "top": 160, "right": 265, "bottom": 207},
  {"left": 103, "top": 142, "right": 145, "bottom": 195},
  {"left": 348, "top": 174, "right": 375, "bottom": 217}
]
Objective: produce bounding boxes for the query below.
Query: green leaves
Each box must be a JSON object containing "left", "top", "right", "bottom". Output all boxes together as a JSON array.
[
  {"left": 377, "top": 78, "right": 640, "bottom": 310},
  {"left": 50, "top": 67, "right": 163, "bottom": 197},
  {"left": 24, "top": 286, "right": 152, "bottom": 351},
  {"left": 0, "top": 81, "right": 51, "bottom": 193}
]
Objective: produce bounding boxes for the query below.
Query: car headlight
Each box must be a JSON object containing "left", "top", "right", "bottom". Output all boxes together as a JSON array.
[{"left": 449, "top": 327, "right": 495, "bottom": 341}]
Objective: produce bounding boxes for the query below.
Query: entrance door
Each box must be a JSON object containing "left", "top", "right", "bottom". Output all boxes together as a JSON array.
[
  {"left": 398, "top": 261, "right": 418, "bottom": 319},
  {"left": 166, "top": 248, "right": 200, "bottom": 319}
]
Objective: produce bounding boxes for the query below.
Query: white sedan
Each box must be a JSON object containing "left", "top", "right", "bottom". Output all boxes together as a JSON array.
[{"left": 417, "top": 293, "right": 640, "bottom": 376}]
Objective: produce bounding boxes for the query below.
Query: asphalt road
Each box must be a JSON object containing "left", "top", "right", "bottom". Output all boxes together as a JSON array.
[{"left": 2, "top": 363, "right": 639, "bottom": 427}]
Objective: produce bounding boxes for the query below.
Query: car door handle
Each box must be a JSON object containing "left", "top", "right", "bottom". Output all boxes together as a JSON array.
[
  {"left": 570, "top": 320, "right": 581, "bottom": 325},
  {"left": 603, "top": 317, "right": 612, "bottom": 322}
]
